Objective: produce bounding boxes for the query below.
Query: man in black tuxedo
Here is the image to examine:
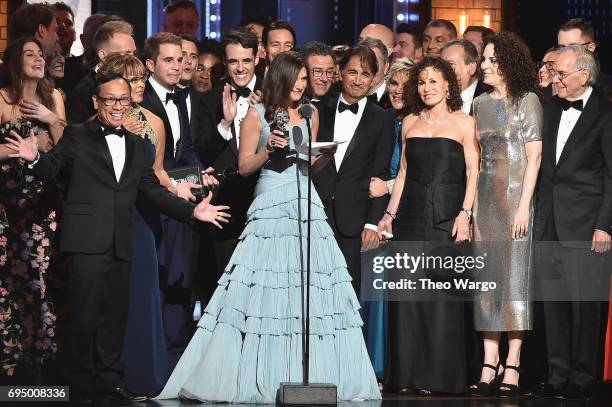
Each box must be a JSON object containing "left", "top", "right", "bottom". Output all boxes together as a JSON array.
[
  {"left": 534, "top": 45, "right": 612, "bottom": 401},
  {"left": 313, "top": 45, "right": 395, "bottom": 295},
  {"left": 5, "top": 74, "right": 228, "bottom": 403},
  {"left": 66, "top": 20, "right": 136, "bottom": 123},
  {"left": 140, "top": 31, "right": 203, "bottom": 372},
  {"left": 557, "top": 17, "right": 612, "bottom": 99},
  {"left": 195, "top": 27, "right": 262, "bottom": 294},
  {"left": 359, "top": 37, "right": 391, "bottom": 109},
  {"left": 441, "top": 39, "right": 490, "bottom": 115}
]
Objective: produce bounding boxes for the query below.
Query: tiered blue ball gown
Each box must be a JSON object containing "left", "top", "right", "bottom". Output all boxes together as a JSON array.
[{"left": 156, "top": 104, "right": 381, "bottom": 403}]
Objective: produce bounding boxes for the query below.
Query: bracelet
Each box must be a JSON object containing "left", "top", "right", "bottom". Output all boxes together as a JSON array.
[
  {"left": 384, "top": 210, "right": 396, "bottom": 220},
  {"left": 27, "top": 151, "right": 41, "bottom": 169}
]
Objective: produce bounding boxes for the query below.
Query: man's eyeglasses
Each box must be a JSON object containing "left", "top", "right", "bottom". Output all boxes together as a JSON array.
[
  {"left": 555, "top": 41, "right": 594, "bottom": 50},
  {"left": 310, "top": 69, "right": 336, "bottom": 79},
  {"left": 96, "top": 96, "right": 132, "bottom": 106},
  {"left": 549, "top": 69, "right": 583, "bottom": 80}
]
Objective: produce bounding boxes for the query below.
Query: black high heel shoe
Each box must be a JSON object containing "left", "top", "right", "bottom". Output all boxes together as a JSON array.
[
  {"left": 469, "top": 362, "right": 503, "bottom": 396},
  {"left": 496, "top": 365, "right": 524, "bottom": 398}
]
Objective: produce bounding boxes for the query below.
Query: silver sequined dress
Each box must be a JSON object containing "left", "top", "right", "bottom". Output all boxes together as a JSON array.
[{"left": 472, "top": 92, "right": 543, "bottom": 331}]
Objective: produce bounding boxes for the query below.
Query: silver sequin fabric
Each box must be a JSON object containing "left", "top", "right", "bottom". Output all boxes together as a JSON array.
[{"left": 472, "top": 92, "right": 543, "bottom": 331}]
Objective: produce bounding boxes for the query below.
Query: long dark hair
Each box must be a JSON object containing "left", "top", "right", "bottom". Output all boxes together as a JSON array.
[
  {"left": 0, "top": 37, "right": 55, "bottom": 110},
  {"left": 483, "top": 32, "right": 539, "bottom": 103},
  {"left": 262, "top": 51, "right": 307, "bottom": 122},
  {"left": 404, "top": 57, "right": 462, "bottom": 114}
]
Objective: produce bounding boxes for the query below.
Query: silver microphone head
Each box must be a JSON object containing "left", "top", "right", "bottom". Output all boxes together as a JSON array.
[{"left": 298, "top": 103, "right": 313, "bottom": 119}]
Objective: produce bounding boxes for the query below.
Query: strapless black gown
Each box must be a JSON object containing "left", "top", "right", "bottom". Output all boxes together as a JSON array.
[{"left": 384, "top": 137, "right": 467, "bottom": 394}]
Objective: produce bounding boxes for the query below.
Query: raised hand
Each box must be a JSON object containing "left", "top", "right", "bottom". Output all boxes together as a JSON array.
[
  {"left": 4, "top": 129, "right": 39, "bottom": 161},
  {"left": 220, "top": 83, "right": 238, "bottom": 130},
  {"left": 192, "top": 191, "right": 231, "bottom": 228},
  {"left": 19, "top": 99, "right": 57, "bottom": 125}
]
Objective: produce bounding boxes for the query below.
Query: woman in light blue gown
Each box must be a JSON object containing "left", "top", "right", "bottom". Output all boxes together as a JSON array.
[{"left": 156, "top": 52, "right": 380, "bottom": 403}]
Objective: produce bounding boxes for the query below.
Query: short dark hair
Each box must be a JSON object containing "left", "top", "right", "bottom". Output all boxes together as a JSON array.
[
  {"left": 424, "top": 19, "right": 458, "bottom": 39},
  {"left": 301, "top": 41, "right": 334, "bottom": 64},
  {"left": 179, "top": 33, "right": 199, "bottom": 49},
  {"left": 240, "top": 16, "right": 269, "bottom": 28},
  {"left": 338, "top": 45, "right": 378, "bottom": 76},
  {"left": 441, "top": 39, "right": 479, "bottom": 66},
  {"left": 396, "top": 23, "right": 423, "bottom": 49},
  {"left": 220, "top": 27, "right": 259, "bottom": 59},
  {"left": 405, "top": 57, "right": 463, "bottom": 114},
  {"left": 53, "top": 2, "right": 75, "bottom": 19},
  {"left": 464, "top": 25, "right": 495, "bottom": 39},
  {"left": 163, "top": 0, "right": 198, "bottom": 16},
  {"left": 559, "top": 17, "right": 595, "bottom": 43},
  {"left": 262, "top": 20, "right": 297, "bottom": 48},
  {"left": 94, "top": 72, "right": 131, "bottom": 96},
  {"left": 199, "top": 38, "right": 223, "bottom": 60},
  {"left": 9, "top": 4, "right": 54, "bottom": 40}
]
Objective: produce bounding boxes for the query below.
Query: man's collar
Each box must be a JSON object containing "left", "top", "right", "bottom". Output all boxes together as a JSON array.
[
  {"left": 461, "top": 80, "right": 478, "bottom": 99},
  {"left": 339, "top": 92, "right": 367, "bottom": 107},
  {"left": 370, "top": 81, "right": 386, "bottom": 101},
  {"left": 148, "top": 76, "right": 176, "bottom": 101}
]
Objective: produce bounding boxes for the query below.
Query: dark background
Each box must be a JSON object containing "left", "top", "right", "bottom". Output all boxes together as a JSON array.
[{"left": 11, "top": 0, "right": 612, "bottom": 73}]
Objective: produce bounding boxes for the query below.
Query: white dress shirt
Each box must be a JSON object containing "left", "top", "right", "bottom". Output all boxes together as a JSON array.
[
  {"left": 149, "top": 76, "right": 181, "bottom": 154},
  {"left": 217, "top": 75, "right": 257, "bottom": 148},
  {"left": 460, "top": 80, "right": 478, "bottom": 115},
  {"left": 334, "top": 93, "right": 367, "bottom": 170},
  {"left": 103, "top": 129, "right": 126, "bottom": 181},
  {"left": 556, "top": 86, "right": 593, "bottom": 163}
]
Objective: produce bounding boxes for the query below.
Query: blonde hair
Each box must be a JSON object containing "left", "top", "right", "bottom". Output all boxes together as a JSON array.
[
  {"left": 98, "top": 53, "right": 145, "bottom": 78},
  {"left": 385, "top": 57, "right": 414, "bottom": 84}
]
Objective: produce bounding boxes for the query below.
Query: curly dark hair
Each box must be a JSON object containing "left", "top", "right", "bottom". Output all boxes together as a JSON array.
[
  {"left": 483, "top": 32, "right": 539, "bottom": 102},
  {"left": 404, "top": 57, "right": 462, "bottom": 114}
]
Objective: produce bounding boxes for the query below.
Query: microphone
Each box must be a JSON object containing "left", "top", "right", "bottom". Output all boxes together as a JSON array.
[{"left": 298, "top": 103, "right": 313, "bottom": 120}]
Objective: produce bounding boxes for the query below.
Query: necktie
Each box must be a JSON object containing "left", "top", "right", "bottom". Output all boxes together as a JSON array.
[
  {"left": 232, "top": 86, "right": 252, "bottom": 99},
  {"left": 338, "top": 101, "right": 358, "bottom": 114},
  {"left": 560, "top": 98, "right": 584, "bottom": 111},
  {"left": 101, "top": 126, "right": 126, "bottom": 138}
]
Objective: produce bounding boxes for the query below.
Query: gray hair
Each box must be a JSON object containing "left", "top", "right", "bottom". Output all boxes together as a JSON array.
[
  {"left": 557, "top": 44, "right": 599, "bottom": 86},
  {"left": 359, "top": 37, "right": 388, "bottom": 64},
  {"left": 441, "top": 39, "right": 479, "bottom": 66}
]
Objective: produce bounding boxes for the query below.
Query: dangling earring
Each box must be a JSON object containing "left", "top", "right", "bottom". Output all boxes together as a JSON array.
[{"left": 445, "top": 90, "right": 450, "bottom": 99}]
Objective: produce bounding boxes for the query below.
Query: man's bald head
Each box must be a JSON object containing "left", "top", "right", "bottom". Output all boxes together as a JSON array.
[{"left": 359, "top": 24, "right": 394, "bottom": 57}]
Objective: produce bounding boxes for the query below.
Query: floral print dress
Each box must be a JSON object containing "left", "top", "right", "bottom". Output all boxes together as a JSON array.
[{"left": 0, "top": 119, "right": 61, "bottom": 378}]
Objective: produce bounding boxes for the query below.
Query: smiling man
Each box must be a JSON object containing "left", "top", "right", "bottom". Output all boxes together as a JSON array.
[
  {"left": 194, "top": 27, "right": 263, "bottom": 295},
  {"left": 313, "top": 45, "right": 395, "bottom": 296},
  {"left": 263, "top": 20, "right": 296, "bottom": 65},
  {"left": 302, "top": 41, "right": 336, "bottom": 101},
  {"left": 422, "top": 19, "right": 457, "bottom": 57},
  {"left": 5, "top": 73, "right": 228, "bottom": 403}
]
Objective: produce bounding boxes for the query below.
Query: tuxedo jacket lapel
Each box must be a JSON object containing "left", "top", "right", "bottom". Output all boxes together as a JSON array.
[
  {"left": 556, "top": 95, "right": 600, "bottom": 169},
  {"left": 118, "top": 135, "right": 135, "bottom": 184},
  {"left": 144, "top": 81, "right": 175, "bottom": 160},
  {"left": 339, "top": 100, "right": 373, "bottom": 173},
  {"left": 88, "top": 121, "right": 117, "bottom": 183},
  {"left": 548, "top": 102, "right": 563, "bottom": 169}
]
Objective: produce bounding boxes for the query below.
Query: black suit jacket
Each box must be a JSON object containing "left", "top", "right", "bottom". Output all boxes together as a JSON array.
[
  {"left": 140, "top": 80, "right": 201, "bottom": 170},
  {"left": 66, "top": 69, "right": 96, "bottom": 124},
  {"left": 536, "top": 89, "right": 612, "bottom": 244},
  {"left": 313, "top": 94, "right": 395, "bottom": 237},
  {"left": 33, "top": 121, "right": 195, "bottom": 260},
  {"left": 194, "top": 76, "right": 263, "bottom": 240},
  {"left": 62, "top": 54, "right": 88, "bottom": 96}
]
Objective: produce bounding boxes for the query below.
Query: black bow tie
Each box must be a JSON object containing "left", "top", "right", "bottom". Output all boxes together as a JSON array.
[
  {"left": 165, "top": 91, "right": 184, "bottom": 104},
  {"left": 232, "top": 86, "right": 252, "bottom": 99},
  {"left": 560, "top": 98, "right": 584, "bottom": 111},
  {"left": 338, "top": 101, "right": 359, "bottom": 114},
  {"left": 101, "top": 126, "right": 126, "bottom": 138}
]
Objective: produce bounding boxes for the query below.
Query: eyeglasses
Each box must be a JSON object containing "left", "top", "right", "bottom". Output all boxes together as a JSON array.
[
  {"left": 310, "top": 69, "right": 336, "bottom": 79},
  {"left": 550, "top": 69, "right": 582, "bottom": 80},
  {"left": 96, "top": 96, "right": 132, "bottom": 106},
  {"left": 126, "top": 76, "right": 146, "bottom": 84}
]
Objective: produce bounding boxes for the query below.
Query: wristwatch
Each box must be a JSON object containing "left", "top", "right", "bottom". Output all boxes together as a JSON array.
[{"left": 460, "top": 208, "right": 473, "bottom": 219}]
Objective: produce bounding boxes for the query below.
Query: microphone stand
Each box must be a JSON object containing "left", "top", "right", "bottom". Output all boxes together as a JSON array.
[{"left": 277, "top": 105, "right": 337, "bottom": 405}]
